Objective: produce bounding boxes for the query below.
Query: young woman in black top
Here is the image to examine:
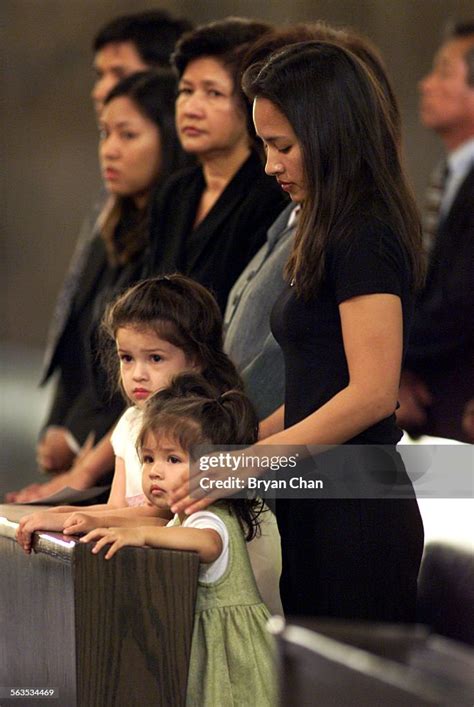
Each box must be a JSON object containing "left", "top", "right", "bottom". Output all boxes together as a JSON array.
[
  {"left": 9, "top": 71, "right": 186, "bottom": 502},
  {"left": 173, "top": 42, "right": 425, "bottom": 622}
]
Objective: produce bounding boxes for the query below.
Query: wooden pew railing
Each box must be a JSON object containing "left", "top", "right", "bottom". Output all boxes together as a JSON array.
[{"left": 0, "top": 504, "right": 199, "bottom": 707}]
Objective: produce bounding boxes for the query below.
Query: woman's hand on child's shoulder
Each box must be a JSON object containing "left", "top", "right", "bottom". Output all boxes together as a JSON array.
[
  {"left": 169, "top": 451, "right": 256, "bottom": 516},
  {"left": 80, "top": 527, "right": 146, "bottom": 560}
]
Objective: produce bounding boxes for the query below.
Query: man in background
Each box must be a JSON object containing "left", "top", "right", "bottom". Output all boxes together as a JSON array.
[{"left": 398, "top": 21, "right": 474, "bottom": 442}]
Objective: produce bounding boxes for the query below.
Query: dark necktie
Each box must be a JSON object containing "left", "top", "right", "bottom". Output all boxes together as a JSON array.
[{"left": 422, "top": 160, "right": 450, "bottom": 257}]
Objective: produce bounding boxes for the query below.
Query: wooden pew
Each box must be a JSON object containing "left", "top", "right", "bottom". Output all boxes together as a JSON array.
[{"left": 0, "top": 504, "right": 199, "bottom": 707}]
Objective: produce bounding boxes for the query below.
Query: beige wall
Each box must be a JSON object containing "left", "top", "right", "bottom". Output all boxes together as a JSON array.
[{"left": 3, "top": 0, "right": 473, "bottom": 347}]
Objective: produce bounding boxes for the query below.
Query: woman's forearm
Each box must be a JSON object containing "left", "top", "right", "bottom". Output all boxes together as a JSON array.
[
  {"left": 259, "top": 405, "right": 285, "bottom": 440},
  {"left": 260, "top": 381, "right": 396, "bottom": 451}
]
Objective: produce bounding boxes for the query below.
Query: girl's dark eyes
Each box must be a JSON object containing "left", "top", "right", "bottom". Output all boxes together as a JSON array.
[
  {"left": 118, "top": 354, "right": 162, "bottom": 362},
  {"left": 142, "top": 455, "right": 154, "bottom": 464},
  {"left": 168, "top": 455, "right": 182, "bottom": 464}
]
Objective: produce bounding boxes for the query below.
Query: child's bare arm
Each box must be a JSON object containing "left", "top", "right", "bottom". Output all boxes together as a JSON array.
[
  {"left": 46, "top": 457, "right": 126, "bottom": 513},
  {"left": 17, "top": 453, "right": 132, "bottom": 545},
  {"left": 81, "top": 525, "right": 222, "bottom": 562},
  {"left": 37, "top": 462, "right": 125, "bottom": 519},
  {"left": 14, "top": 475, "right": 124, "bottom": 550},
  {"left": 63, "top": 506, "right": 170, "bottom": 535},
  {"left": 98, "top": 505, "right": 172, "bottom": 519},
  {"left": 47, "top": 503, "right": 111, "bottom": 513},
  {"left": 105, "top": 456, "right": 127, "bottom": 507}
]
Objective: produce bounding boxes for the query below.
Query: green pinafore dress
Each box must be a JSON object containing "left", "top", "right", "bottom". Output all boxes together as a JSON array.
[{"left": 179, "top": 504, "right": 276, "bottom": 706}]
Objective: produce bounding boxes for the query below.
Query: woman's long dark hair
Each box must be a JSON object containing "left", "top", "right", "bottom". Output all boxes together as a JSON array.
[
  {"left": 243, "top": 41, "right": 424, "bottom": 299},
  {"left": 138, "top": 373, "right": 264, "bottom": 541},
  {"left": 102, "top": 275, "right": 243, "bottom": 397},
  {"left": 100, "top": 70, "right": 186, "bottom": 265}
]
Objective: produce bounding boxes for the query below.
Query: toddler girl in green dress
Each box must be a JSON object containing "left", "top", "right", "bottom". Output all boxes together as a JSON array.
[{"left": 81, "top": 373, "right": 275, "bottom": 706}]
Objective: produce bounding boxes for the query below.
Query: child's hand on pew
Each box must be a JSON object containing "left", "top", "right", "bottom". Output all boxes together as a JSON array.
[
  {"left": 80, "top": 527, "right": 147, "bottom": 559},
  {"left": 16, "top": 511, "right": 67, "bottom": 554}
]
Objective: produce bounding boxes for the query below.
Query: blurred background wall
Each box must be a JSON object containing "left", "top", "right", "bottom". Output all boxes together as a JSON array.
[{"left": 1, "top": 0, "right": 473, "bottom": 498}]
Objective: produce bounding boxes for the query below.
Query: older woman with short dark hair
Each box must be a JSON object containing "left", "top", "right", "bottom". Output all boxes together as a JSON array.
[{"left": 147, "top": 17, "right": 288, "bottom": 312}]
